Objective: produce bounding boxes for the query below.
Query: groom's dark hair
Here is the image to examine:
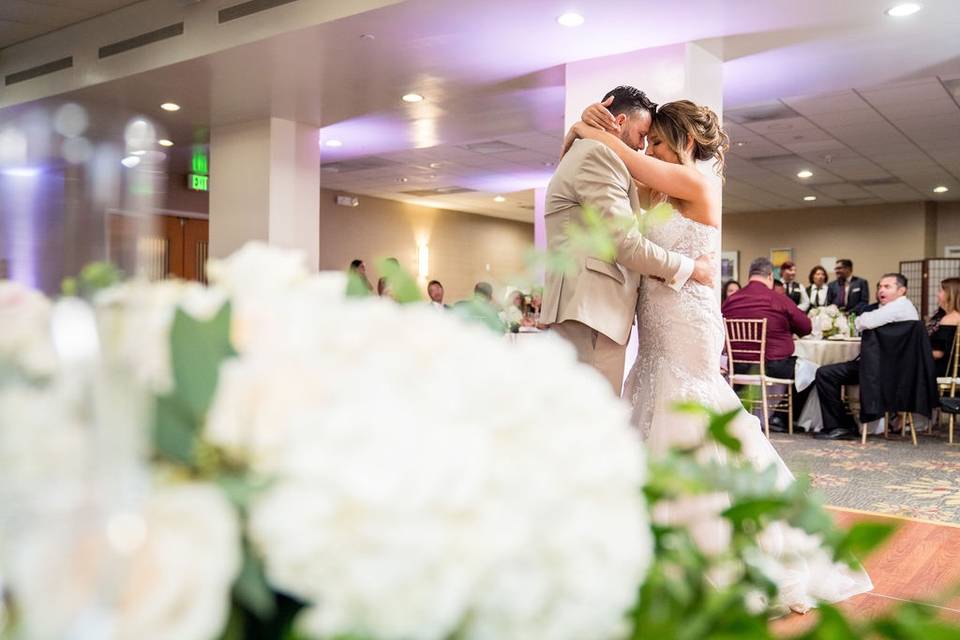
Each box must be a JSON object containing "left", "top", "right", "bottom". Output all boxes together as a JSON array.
[{"left": 602, "top": 86, "right": 658, "bottom": 118}]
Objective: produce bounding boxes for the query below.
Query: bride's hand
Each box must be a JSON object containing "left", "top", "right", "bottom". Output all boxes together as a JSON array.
[{"left": 581, "top": 96, "right": 620, "bottom": 133}]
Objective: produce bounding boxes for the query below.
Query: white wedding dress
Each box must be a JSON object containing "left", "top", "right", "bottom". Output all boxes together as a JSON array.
[{"left": 623, "top": 205, "right": 873, "bottom": 614}]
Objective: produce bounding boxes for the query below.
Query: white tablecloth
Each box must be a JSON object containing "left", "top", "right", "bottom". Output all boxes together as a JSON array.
[{"left": 793, "top": 338, "right": 861, "bottom": 366}]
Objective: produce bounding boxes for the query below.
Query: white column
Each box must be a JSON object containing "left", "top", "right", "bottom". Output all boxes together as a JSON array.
[{"left": 209, "top": 117, "right": 320, "bottom": 269}]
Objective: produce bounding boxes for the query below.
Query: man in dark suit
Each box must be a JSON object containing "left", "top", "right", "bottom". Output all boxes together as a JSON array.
[
  {"left": 827, "top": 258, "right": 870, "bottom": 314},
  {"left": 722, "top": 257, "right": 813, "bottom": 432}
]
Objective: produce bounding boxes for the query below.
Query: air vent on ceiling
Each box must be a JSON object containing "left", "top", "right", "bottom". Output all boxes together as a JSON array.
[
  {"left": 5, "top": 57, "right": 73, "bottom": 86},
  {"left": 219, "top": 0, "right": 300, "bottom": 23},
  {"left": 726, "top": 103, "right": 800, "bottom": 124},
  {"left": 462, "top": 140, "right": 526, "bottom": 154},
  {"left": 853, "top": 177, "right": 901, "bottom": 186},
  {"left": 320, "top": 157, "right": 399, "bottom": 173},
  {"left": 750, "top": 154, "right": 801, "bottom": 165},
  {"left": 99, "top": 23, "right": 184, "bottom": 59},
  {"left": 402, "top": 187, "right": 476, "bottom": 197}
]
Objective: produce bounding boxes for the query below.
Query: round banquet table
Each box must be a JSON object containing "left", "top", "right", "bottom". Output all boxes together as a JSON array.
[{"left": 793, "top": 337, "right": 861, "bottom": 366}]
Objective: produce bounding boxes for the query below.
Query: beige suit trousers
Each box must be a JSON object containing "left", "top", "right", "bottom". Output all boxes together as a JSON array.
[{"left": 552, "top": 320, "right": 626, "bottom": 397}]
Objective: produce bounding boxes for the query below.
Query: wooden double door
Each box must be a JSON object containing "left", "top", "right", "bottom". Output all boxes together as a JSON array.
[{"left": 107, "top": 213, "right": 209, "bottom": 283}]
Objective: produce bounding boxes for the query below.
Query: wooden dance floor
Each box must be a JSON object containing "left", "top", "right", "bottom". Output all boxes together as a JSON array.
[{"left": 773, "top": 507, "right": 960, "bottom": 636}]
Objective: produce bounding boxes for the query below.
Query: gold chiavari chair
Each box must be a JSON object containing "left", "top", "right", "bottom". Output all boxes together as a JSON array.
[
  {"left": 724, "top": 318, "right": 795, "bottom": 438},
  {"left": 937, "top": 330, "right": 960, "bottom": 445}
]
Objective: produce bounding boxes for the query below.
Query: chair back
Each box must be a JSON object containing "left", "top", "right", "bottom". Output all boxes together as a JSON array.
[
  {"left": 947, "top": 329, "right": 960, "bottom": 397},
  {"left": 859, "top": 320, "right": 939, "bottom": 419},
  {"left": 724, "top": 318, "right": 767, "bottom": 383}
]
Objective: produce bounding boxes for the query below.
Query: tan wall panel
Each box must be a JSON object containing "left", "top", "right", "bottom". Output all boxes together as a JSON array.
[
  {"left": 319, "top": 190, "right": 534, "bottom": 302},
  {"left": 721, "top": 202, "right": 929, "bottom": 291}
]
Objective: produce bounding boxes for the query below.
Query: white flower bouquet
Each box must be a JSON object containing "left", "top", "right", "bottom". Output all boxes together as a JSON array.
[{"left": 808, "top": 305, "right": 855, "bottom": 339}]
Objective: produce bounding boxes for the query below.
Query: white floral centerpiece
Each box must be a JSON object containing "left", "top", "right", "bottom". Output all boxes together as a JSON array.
[
  {"left": 807, "top": 305, "right": 855, "bottom": 339},
  {"left": 0, "top": 243, "right": 652, "bottom": 640}
]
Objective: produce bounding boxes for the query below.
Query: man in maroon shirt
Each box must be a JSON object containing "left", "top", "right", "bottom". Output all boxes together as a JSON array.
[{"left": 721, "top": 257, "right": 813, "bottom": 432}]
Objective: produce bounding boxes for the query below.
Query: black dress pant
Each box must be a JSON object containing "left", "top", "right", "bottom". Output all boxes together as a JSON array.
[
  {"left": 734, "top": 356, "right": 810, "bottom": 420},
  {"left": 815, "top": 359, "right": 860, "bottom": 434}
]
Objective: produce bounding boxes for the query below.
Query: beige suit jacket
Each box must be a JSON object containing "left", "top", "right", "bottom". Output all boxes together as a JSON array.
[{"left": 541, "top": 139, "right": 687, "bottom": 345}]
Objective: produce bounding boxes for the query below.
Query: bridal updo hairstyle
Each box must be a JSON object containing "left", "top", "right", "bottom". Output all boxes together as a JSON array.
[{"left": 651, "top": 100, "right": 730, "bottom": 179}]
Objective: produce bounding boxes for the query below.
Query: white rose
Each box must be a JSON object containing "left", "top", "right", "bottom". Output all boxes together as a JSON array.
[
  {"left": 0, "top": 281, "right": 57, "bottom": 378},
  {"left": 652, "top": 493, "right": 732, "bottom": 557},
  {"left": 6, "top": 483, "right": 241, "bottom": 640},
  {"left": 205, "top": 241, "right": 309, "bottom": 298}
]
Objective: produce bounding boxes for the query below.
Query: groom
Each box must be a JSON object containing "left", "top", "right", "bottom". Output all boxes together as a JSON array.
[{"left": 541, "top": 86, "right": 714, "bottom": 395}]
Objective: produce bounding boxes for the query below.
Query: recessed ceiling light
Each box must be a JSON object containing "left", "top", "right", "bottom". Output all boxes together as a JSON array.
[
  {"left": 797, "top": 169, "right": 813, "bottom": 179},
  {"left": 160, "top": 102, "right": 180, "bottom": 112},
  {"left": 428, "top": 162, "right": 442, "bottom": 169},
  {"left": 885, "top": 3, "right": 922, "bottom": 17},
  {"left": 557, "top": 12, "right": 585, "bottom": 27},
  {"left": 803, "top": 195, "right": 817, "bottom": 202},
  {"left": 735, "top": 141, "right": 748, "bottom": 147},
  {"left": 158, "top": 139, "right": 174, "bottom": 147},
  {"left": 324, "top": 139, "right": 343, "bottom": 148},
  {"left": 121, "top": 155, "right": 141, "bottom": 168},
  {"left": 131, "top": 150, "right": 146, "bottom": 156},
  {"left": 401, "top": 93, "right": 424, "bottom": 103},
  {"left": 397, "top": 177, "right": 408, "bottom": 183},
  {"left": 934, "top": 185, "right": 949, "bottom": 193},
  {"left": 493, "top": 195, "right": 506, "bottom": 203}
]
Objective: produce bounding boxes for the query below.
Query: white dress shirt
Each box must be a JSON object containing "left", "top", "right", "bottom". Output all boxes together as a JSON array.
[
  {"left": 809, "top": 285, "right": 828, "bottom": 308},
  {"left": 855, "top": 295, "right": 919, "bottom": 332},
  {"left": 785, "top": 280, "right": 810, "bottom": 311}
]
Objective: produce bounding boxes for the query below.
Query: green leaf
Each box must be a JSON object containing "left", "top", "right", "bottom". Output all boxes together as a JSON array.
[
  {"left": 375, "top": 258, "right": 422, "bottom": 304},
  {"left": 153, "top": 394, "right": 198, "bottom": 465},
  {"left": 722, "top": 498, "right": 790, "bottom": 527},
  {"left": 450, "top": 298, "right": 505, "bottom": 333},
  {"left": 234, "top": 550, "right": 277, "bottom": 621},
  {"left": 169, "top": 302, "right": 236, "bottom": 418},
  {"left": 345, "top": 270, "right": 372, "bottom": 298},
  {"left": 835, "top": 521, "right": 895, "bottom": 564}
]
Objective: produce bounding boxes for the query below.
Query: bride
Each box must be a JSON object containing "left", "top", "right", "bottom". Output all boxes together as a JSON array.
[{"left": 564, "top": 98, "right": 873, "bottom": 613}]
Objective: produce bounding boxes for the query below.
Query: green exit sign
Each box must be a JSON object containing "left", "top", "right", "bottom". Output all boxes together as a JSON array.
[{"left": 188, "top": 173, "right": 208, "bottom": 191}]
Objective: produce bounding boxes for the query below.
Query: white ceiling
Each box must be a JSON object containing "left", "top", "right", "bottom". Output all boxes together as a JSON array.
[
  {"left": 0, "top": 0, "right": 145, "bottom": 50},
  {"left": 2, "top": 0, "right": 960, "bottom": 219}
]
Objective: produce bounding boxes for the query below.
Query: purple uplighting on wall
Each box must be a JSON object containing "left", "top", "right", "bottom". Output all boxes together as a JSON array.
[{"left": 0, "top": 168, "right": 65, "bottom": 292}]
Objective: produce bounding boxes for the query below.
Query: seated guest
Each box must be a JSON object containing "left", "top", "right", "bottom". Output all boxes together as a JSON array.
[
  {"left": 780, "top": 261, "right": 810, "bottom": 311},
  {"left": 814, "top": 273, "right": 918, "bottom": 440},
  {"left": 452, "top": 282, "right": 504, "bottom": 332},
  {"left": 502, "top": 290, "right": 525, "bottom": 328},
  {"left": 349, "top": 259, "right": 373, "bottom": 293},
  {"left": 930, "top": 277, "right": 960, "bottom": 377},
  {"left": 722, "top": 257, "right": 813, "bottom": 431},
  {"left": 828, "top": 258, "right": 870, "bottom": 314},
  {"left": 377, "top": 257, "right": 401, "bottom": 299},
  {"left": 807, "top": 265, "right": 829, "bottom": 310},
  {"left": 722, "top": 279, "right": 741, "bottom": 302},
  {"left": 773, "top": 279, "right": 786, "bottom": 296},
  {"left": 427, "top": 279, "right": 447, "bottom": 310}
]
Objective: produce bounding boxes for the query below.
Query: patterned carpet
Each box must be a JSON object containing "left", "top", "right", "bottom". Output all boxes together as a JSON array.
[{"left": 771, "top": 429, "right": 960, "bottom": 524}]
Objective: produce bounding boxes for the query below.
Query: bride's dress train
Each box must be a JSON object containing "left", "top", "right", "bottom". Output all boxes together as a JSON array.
[{"left": 623, "top": 206, "right": 872, "bottom": 614}]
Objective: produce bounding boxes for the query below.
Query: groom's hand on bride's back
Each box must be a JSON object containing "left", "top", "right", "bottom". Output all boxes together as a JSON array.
[{"left": 692, "top": 254, "right": 716, "bottom": 287}]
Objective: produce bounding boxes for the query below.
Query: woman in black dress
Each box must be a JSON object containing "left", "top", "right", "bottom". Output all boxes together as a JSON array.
[{"left": 929, "top": 277, "right": 960, "bottom": 378}]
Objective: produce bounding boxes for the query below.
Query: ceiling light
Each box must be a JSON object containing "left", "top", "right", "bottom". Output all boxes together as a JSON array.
[
  {"left": 401, "top": 93, "right": 424, "bottom": 103},
  {"left": 735, "top": 141, "right": 748, "bottom": 147},
  {"left": 158, "top": 139, "right": 174, "bottom": 147},
  {"left": 428, "top": 162, "right": 442, "bottom": 169},
  {"left": 797, "top": 169, "right": 813, "bottom": 179},
  {"left": 324, "top": 139, "right": 343, "bottom": 148},
  {"left": 397, "top": 177, "right": 408, "bottom": 183},
  {"left": 493, "top": 195, "right": 506, "bottom": 203},
  {"left": 557, "top": 12, "right": 585, "bottom": 27},
  {"left": 885, "top": 3, "right": 922, "bottom": 17},
  {"left": 934, "top": 185, "right": 949, "bottom": 193},
  {"left": 131, "top": 150, "right": 146, "bottom": 156},
  {"left": 803, "top": 195, "right": 817, "bottom": 202},
  {"left": 160, "top": 102, "right": 180, "bottom": 112},
  {"left": 121, "top": 155, "right": 141, "bottom": 168}
]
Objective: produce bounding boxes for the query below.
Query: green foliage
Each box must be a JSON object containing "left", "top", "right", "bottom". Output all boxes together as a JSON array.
[
  {"left": 346, "top": 270, "right": 373, "bottom": 297},
  {"left": 374, "top": 258, "right": 422, "bottom": 304},
  {"left": 450, "top": 298, "right": 505, "bottom": 333},
  {"left": 61, "top": 261, "right": 123, "bottom": 298}
]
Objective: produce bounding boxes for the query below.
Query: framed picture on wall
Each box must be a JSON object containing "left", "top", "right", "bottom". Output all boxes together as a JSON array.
[
  {"left": 770, "top": 248, "right": 793, "bottom": 269},
  {"left": 721, "top": 251, "right": 739, "bottom": 282}
]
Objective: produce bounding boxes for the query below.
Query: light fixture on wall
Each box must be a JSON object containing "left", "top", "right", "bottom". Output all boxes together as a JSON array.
[{"left": 418, "top": 243, "right": 429, "bottom": 279}]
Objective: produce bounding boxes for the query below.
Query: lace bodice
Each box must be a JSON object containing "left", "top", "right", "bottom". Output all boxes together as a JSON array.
[{"left": 643, "top": 206, "right": 719, "bottom": 262}]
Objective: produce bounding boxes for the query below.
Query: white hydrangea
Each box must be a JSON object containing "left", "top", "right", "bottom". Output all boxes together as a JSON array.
[
  {"left": 204, "top": 269, "right": 652, "bottom": 640},
  {"left": 94, "top": 280, "right": 227, "bottom": 394},
  {"left": 6, "top": 482, "right": 241, "bottom": 640},
  {"left": 0, "top": 280, "right": 58, "bottom": 378}
]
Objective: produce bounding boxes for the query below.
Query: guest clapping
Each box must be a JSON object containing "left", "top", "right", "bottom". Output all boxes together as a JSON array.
[{"left": 808, "top": 265, "right": 829, "bottom": 309}]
